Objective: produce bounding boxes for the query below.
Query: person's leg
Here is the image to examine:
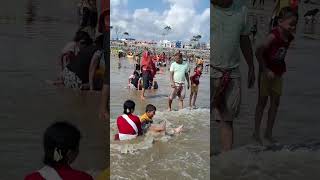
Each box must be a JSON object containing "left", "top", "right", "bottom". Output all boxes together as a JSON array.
[
  {"left": 265, "top": 94, "right": 280, "bottom": 142},
  {"left": 141, "top": 71, "right": 149, "bottom": 99},
  {"left": 220, "top": 121, "right": 233, "bottom": 152},
  {"left": 149, "top": 124, "right": 166, "bottom": 132},
  {"left": 178, "top": 85, "right": 186, "bottom": 110},
  {"left": 253, "top": 95, "right": 268, "bottom": 143},
  {"left": 168, "top": 87, "right": 177, "bottom": 111},
  {"left": 189, "top": 91, "right": 194, "bottom": 108},
  {"left": 192, "top": 91, "right": 198, "bottom": 107},
  {"left": 179, "top": 100, "right": 184, "bottom": 110}
]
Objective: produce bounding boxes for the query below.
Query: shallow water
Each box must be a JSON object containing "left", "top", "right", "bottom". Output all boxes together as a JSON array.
[
  {"left": 110, "top": 52, "right": 210, "bottom": 179},
  {"left": 0, "top": 0, "right": 107, "bottom": 179}
]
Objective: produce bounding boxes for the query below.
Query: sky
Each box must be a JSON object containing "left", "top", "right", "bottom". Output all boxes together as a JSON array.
[{"left": 110, "top": 0, "right": 210, "bottom": 43}]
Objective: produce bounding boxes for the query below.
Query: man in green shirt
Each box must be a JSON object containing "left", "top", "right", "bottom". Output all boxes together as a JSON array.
[
  {"left": 168, "top": 52, "right": 190, "bottom": 111},
  {"left": 211, "top": 0, "right": 255, "bottom": 152}
]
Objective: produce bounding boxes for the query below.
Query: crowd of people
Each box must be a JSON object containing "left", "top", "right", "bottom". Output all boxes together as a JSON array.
[
  {"left": 112, "top": 45, "right": 208, "bottom": 142},
  {"left": 24, "top": 0, "right": 110, "bottom": 179},
  {"left": 50, "top": 0, "right": 109, "bottom": 92}
]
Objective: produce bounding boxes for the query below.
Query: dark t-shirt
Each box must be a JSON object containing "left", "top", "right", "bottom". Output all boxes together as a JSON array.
[{"left": 67, "top": 45, "right": 97, "bottom": 83}]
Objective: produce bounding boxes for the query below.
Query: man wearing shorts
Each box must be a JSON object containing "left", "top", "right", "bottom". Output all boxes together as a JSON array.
[
  {"left": 168, "top": 52, "right": 190, "bottom": 111},
  {"left": 211, "top": 0, "right": 255, "bottom": 152}
]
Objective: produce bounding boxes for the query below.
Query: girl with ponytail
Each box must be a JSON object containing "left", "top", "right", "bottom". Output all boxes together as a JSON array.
[{"left": 115, "top": 100, "right": 142, "bottom": 141}]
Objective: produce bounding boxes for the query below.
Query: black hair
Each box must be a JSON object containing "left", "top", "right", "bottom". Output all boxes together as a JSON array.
[
  {"left": 43, "top": 121, "right": 81, "bottom": 167},
  {"left": 73, "top": 30, "right": 90, "bottom": 42},
  {"left": 133, "top": 70, "right": 139, "bottom": 77},
  {"left": 278, "top": 7, "right": 299, "bottom": 21},
  {"left": 123, "top": 100, "right": 135, "bottom": 114},
  {"left": 145, "top": 104, "right": 156, "bottom": 113},
  {"left": 95, "top": 34, "right": 104, "bottom": 49}
]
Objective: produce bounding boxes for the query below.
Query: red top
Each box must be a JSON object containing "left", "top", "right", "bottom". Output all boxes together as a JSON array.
[
  {"left": 190, "top": 69, "right": 202, "bottom": 85},
  {"left": 263, "top": 28, "right": 294, "bottom": 76},
  {"left": 159, "top": 54, "right": 166, "bottom": 62},
  {"left": 24, "top": 165, "right": 93, "bottom": 180},
  {"left": 290, "top": 0, "right": 299, "bottom": 13},
  {"left": 114, "top": 114, "right": 142, "bottom": 140},
  {"left": 141, "top": 51, "right": 156, "bottom": 77},
  {"left": 98, "top": 0, "right": 110, "bottom": 33}
]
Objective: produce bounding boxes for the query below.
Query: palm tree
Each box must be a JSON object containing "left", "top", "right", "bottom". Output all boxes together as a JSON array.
[
  {"left": 162, "top": 25, "right": 172, "bottom": 40},
  {"left": 191, "top": 34, "right": 202, "bottom": 49},
  {"left": 122, "top": 32, "right": 129, "bottom": 40}
]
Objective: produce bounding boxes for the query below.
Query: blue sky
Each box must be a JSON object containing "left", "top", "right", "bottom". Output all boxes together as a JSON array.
[{"left": 111, "top": 0, "right": 210, "bottom": 42}]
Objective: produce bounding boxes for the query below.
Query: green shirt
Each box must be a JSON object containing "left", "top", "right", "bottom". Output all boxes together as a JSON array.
[
  {"left": 170, "top": 62, "right": 189, "bottom": 83},
  {"left": 211, "top": 0, "right": 250, "bottom": 78}
]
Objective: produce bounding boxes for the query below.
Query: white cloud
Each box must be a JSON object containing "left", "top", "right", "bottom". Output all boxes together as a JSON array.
[{"left": 110, "top": 0, "right": 209, "bottom": 42}]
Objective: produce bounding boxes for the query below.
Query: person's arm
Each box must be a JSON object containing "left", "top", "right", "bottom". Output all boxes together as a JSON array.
[
  {"left": 137, "top": 118, "right": 143, "bottom": 136},
  {"left": 100, "top": 84, "right": 109, "bottom": 120},
  {"left": 137, "top": 78, "right": 141, "bottom": 90},
  {"left": 185, "top": 72, "right": 190, "bottom": 89},
  {"left": 240, "top": 35, "right": 255, "bottom": 88},
  {"left": 255, "top": 34, "right": 275, "bottom": 72},
  {"left": 88, "top": 52, "right": 100, "bottom": 90}
]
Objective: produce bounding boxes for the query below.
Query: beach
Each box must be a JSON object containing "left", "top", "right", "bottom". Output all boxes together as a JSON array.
[{"left": 110, "top": 46, "right": 210, "bottom": 179}]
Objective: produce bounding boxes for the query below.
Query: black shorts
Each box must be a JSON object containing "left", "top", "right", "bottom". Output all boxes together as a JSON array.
[{"left": 142, "top": 70, "right": 152, "bottom": 89}]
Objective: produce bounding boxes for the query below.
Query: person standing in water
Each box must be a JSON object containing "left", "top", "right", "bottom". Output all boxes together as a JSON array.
[
  {"left": 189, "top": 64, "right": 203, "bottom": 109},
  {"left": 253, "top": 7, "right": 298, "bottom": 145},
  {"left": 211, "top": 0, "right": 255, "bottom": 152},
  {"left": 25, "top": 122, "right": 93, "bottom": 180},
  {"left": 168, "top": 52, "right": 190, "bottom": 111},
  {"left": 140, "top": 48, "right": 156, "bottom": 100}
]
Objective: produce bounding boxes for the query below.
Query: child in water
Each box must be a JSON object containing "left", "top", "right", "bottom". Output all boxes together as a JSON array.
[
  {"left": 189, "top": 64, "right": 203, "bottom": 109},
  {"left": 253, "top": 7, "right": 298, "bottom": 145},
  {"left": 128, "top": 70, "right": 140, "bottom": 89},
  {"left": 140, "top": 104, "right": 183, "bottom": 136},
  {"left": 25, "top": 122, "right": 93, "bottom": 180}
]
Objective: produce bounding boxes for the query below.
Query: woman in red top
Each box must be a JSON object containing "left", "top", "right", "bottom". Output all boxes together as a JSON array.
[
  {"left": 115, "top": 100, "right": 143, "bottom": 141},
  {"left": 253, "top": 7, "right": 298, "bottom": 145},
  {"left": 140, "top": 49, "right": 156, "bottom": 100},
  {"left": 24, "top": 122, "right": 93, "bottom": 180}
]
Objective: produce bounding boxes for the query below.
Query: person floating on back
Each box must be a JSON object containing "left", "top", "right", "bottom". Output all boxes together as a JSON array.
[
  {"left": 25, "top": 122, "right": 93, "bottom": 180},
  {"left": 253, "top": 7, "right": 298, "bottom": 145},
  {"left": 189, "top": 65, "right": 203, "bottom": 109}
]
